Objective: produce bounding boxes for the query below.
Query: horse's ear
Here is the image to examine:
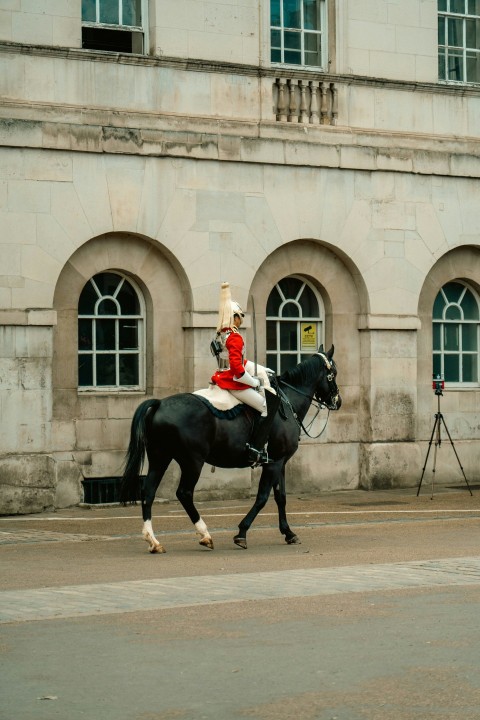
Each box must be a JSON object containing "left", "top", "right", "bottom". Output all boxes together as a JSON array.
[
  {"left": 326, "top": 345, "right": 334, "bottom": 360},
  {"left": 318, "top": 344, "right": 324, "bottom": 353}
]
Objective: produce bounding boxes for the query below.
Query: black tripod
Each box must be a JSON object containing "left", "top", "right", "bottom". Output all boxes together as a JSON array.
[{"left": 417, "top": 386, "right": 473, "bottom": 498}]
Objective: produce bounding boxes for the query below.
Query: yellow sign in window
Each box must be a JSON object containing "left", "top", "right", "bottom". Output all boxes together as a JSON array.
[{"left": 301, "top": 323, "right": 316, "bottom": 350}]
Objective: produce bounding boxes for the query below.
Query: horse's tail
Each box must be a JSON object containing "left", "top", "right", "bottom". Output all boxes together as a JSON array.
[{"left": 120, "top": 398, "right": 160, "bottom": 504}]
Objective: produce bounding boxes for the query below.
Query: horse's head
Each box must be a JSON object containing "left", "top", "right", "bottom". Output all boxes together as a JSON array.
[{"left": 314, "top": 345, "right": 341, "bottom": 411}]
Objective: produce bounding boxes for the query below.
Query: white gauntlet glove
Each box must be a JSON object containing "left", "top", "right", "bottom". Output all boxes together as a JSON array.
[{"left": 235, "top": 370, "right": 260, "bottom": 389}]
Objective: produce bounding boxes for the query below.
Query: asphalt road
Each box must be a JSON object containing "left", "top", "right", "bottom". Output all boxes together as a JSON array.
[{"left": 1, "top": 486, "right": 480, "bottom": 720}]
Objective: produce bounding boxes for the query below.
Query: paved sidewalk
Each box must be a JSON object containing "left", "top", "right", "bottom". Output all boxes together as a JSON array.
[{"left": 2, "top": 556, "right": 480, "bottom": 624}]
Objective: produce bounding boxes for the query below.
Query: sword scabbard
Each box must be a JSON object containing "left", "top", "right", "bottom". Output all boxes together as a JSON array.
[{"left": 251, "top": 295, "right": 258, "bottom": 378}]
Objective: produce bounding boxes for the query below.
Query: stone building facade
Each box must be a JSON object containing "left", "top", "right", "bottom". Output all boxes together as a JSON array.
[{"left": 1, "top": 0, "right": 479, "bottom": 513}]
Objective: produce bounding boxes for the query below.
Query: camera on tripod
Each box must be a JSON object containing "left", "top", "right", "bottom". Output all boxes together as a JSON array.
[
  {"left": 419, "top": 371, "right": 472, "bottom": 498},
  {"left": 432, "top": 373, "right": 444, "bottom": 396}
]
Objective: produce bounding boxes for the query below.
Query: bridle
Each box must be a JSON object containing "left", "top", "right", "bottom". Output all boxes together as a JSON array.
[
  {"left": 314, "top": 352, "right": 340, "bottom": 411},
  {"left": 277, "top": 353, "right": 340, "bottom": 438}
]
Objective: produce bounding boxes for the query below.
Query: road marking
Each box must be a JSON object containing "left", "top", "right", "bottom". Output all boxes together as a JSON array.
[
  {"left": 1, "top": 556, "right": 479, "bottom": 624},
  {"left": 3, "top": 515, "right": 479, "bottom": 546},
  {"left": 1, "top": 508, "right": 479, "bottom": 523}
]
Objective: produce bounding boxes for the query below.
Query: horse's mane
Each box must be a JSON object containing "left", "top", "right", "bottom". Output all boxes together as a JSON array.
[{"left": 279, "top": 353, "right": 322, "bottom": 387}]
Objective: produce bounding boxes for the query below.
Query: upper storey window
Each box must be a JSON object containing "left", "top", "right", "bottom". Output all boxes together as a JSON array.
[
  {"left": 271, "top": 0, "right": 327, "bottom": 68},
  {"left": 82, "top": 0, "right": 145, "bottom": 53},
  {"left": 438, "top": 0, "right": 480, "bottom": 83}
]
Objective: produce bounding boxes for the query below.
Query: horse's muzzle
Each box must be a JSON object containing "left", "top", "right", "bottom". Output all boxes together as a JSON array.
[{"left": 329, "top": 393, "right": 341, "bottom": 411}]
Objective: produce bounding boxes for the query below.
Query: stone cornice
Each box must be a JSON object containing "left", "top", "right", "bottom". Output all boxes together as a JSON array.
[
  {"left": 1, "top": 112, "right": 479, "bottom": 179},
  {"left": 1, "top": 39, "right": 480, "bottom": 177},
  {"left": 1, "top": 40, "right": 480, "bottom": 98}
]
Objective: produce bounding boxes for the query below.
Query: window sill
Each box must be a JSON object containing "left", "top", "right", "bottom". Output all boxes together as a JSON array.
[
  {"left": 271, "top": 62, "right": 328, "bottom": 73},
  {"left": 78, "top": 389, "right": 146, "bottom": 397},
  {"left": 82, "top": 22, "right": 143, "bottom": 32},
  {"left": 437, "top": 79, "right": 480, "bottom": 87}
]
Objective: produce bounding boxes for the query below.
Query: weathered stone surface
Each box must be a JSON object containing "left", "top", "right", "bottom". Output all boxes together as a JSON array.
[
  {"left": 287, "top": 443, "right": 360, "bottom": 493},
  {"left": 0, "top": 455, "right": 55, "bottom": 514},
  {"left": 359, "top": 443, "right": 422, "bottom": 490},
  {"left": 54, "top": 459, "right": 83, "bottom": 509}
]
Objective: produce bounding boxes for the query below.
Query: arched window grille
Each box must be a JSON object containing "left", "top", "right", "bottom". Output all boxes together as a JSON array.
[
  {"left": 78, "top": 272, "right": 144, "bottom": 389},
  {"left": 433, "top": 281, "right": 480, "bottom": 384},
  {"left": 266, "top": 276, "right": 324, "bottom": 375}
]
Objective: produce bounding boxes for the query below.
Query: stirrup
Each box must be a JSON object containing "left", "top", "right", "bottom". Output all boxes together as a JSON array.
[{"left": 246, "top": 443, "right": 270, "bottom": 467}]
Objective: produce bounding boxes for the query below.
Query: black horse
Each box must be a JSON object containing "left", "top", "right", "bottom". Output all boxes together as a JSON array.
[{"left": 120, "top": 345, "right": 341, "bottom": 552}]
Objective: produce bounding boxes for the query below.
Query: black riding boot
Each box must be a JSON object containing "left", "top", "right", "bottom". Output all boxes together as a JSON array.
[{"left": 246, "top": 391, "right": 281, "bottom": 466}]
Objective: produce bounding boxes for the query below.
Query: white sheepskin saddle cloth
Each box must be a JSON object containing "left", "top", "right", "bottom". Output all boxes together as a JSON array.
[{"left": 193, "top": 383, "right": 241, "bottom": 411}]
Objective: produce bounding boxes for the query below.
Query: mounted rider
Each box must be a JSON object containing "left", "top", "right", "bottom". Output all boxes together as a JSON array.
[{"left": 210, "top": 282, "right": 280, "bottom": 466}]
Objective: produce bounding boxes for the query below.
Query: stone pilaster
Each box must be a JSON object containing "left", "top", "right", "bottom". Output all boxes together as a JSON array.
[{"left": 359, "top": 315, "right": 420, "bottom": 489}]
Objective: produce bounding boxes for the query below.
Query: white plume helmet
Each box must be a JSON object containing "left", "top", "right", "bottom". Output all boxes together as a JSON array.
[
  {"left": 231, "top": 300, "right": 244, "bottom": 317},
  {"left": 216, "top": 282, "right": 244, "bottom": 331}
]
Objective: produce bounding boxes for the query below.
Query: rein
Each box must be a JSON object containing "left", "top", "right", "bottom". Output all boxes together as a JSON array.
[
  {"left": 277, "top": 380, "right": 331, "bottom": 439},
  {"left": 276, "top": 352, "right": 338, "bottom": 439},
  {"left": 277, "top": 379, "right": 325, "bottom": 407}
]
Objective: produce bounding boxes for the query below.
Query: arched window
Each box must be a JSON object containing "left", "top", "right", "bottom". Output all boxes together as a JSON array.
[
  {"left": 433, "top": 281, "right": 480, "bottom": 384},
  {"left": 266, "top": 276, "right": 324, "bottom": 374},
  {"left": 78, "top": 272, "right": 145, "bottom": 390}
]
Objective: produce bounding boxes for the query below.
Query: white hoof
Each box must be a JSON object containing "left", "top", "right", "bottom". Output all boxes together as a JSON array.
[
  {"left": 143, "top": 531, "right": 166, "bottom": 554},
  {"left": 142, "top": 520, "right": 165, "bottom": 554},
  {"left": 195, "top": 517, "right": 213, "bottom": 550},
  {"left": 197, "top": 533, "right": 214, "bottom": 550}
]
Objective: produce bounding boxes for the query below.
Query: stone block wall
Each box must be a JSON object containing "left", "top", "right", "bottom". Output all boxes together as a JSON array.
[
  {"left": 149, "top": 0, "right": 260, "bottom": 65},
  {"left": 0, "top": 0, "right": 81, "bottom": 48}
]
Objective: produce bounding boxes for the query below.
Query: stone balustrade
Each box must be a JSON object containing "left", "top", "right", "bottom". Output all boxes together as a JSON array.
[{"left": 273, "top": 77, "right": 338, "bottom": 125}]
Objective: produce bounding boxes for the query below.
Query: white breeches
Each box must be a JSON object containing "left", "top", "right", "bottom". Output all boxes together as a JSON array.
[{"left": 229, "top": 387, "right": 267, "bottom": 415}]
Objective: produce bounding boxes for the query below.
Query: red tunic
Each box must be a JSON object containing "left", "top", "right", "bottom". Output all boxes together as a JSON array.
[{"left": 211, "top": 328, "right": 250, "bottom": 390}]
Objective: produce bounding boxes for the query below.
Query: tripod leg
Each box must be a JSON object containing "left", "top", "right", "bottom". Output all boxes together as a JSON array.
[
  {"left": 431, "top": 431, "right": 439, "bottom": 500},
  {"left": 417, "top": 415, "right": 439, "bottom": 497},
  {"left": 439, "top": 415, "right": 473, "bottom": 496}
]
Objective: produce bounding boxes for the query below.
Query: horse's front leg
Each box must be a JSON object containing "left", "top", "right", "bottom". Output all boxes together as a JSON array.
[
  {"left": 194, "top": 517, "right": 214, "bottom": 550},
  {"left": 176, "top": 459, "right": 214, "bottom": 550},
  {"left": 141, "top": 466, "right": 167, "bottom": 554},
  {"left": 273, "top": 467, "right": 300, "bottom": 545},
  {"left": 234, "top": 463, "right": 279, "bottom": 549}
]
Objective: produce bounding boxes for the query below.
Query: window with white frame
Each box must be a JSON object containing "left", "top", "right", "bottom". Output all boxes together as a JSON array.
[
  {"left": 438, "top": 0, "right": 480, "bottom": 83},
  {"left": 432, "top": 281, "right": 480, "bottom": 384},
  {"left": 82, "top": 0, "right": 145, "bottom": 53},
  {"left": 270, "top": 0, "right": 327, "bottom": 68},
  {"left": 78, "top": 272, "right": 145, "bottom": 390},
  {"left": 266, "top": 277, "right": 324, "bottom": 375}
]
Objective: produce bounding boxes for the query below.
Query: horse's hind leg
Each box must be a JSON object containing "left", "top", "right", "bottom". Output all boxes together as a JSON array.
[
  {"left": 141, "top": 460, "right": 170, "bottom": 554},
  {"left": 176, "top": 458, "right": 213, "bottom": 550}
]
